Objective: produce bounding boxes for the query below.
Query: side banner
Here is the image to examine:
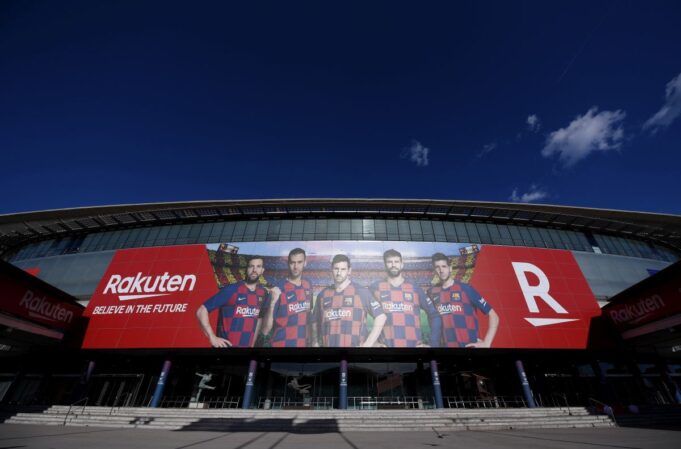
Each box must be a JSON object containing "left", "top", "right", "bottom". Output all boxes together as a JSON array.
[
  {"left": 82, "top": 241, "right": 601, "bottom": 349},
  {"left": 0, "top": 269, "right": 83, "bottom": 333}
]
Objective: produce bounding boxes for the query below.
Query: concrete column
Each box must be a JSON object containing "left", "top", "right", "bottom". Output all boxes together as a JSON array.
[
  {"left": 150, "top": 360, "right": 172, "bottom": 408},
  {"left": 430, "top": 359, "right": 444, "bottom": 409},
  {"left": 339, "top": 359, "right": 348, "bottom": 409},
  {"left": 515, "top": 360, "right": 536, "bottom": 408},
  {"left": 242, "top": 359, "right": 257, "bottom": 409}
]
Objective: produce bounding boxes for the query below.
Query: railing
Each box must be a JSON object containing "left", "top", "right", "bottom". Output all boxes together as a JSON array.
[
  {"left": 258, "top": 396, "right": 336, "bottom": 410},
  {"left": 157, "top": 396, "right": 241, "bottom": 409},
  {"left": 63, "top": 397, "right": 88, "bottom": 426},
  {"left": 551, "top": 393, "right": 572, "bottom": 415},
  {"left": 588, "top": 397, "right": 616, "bottom": 425},
  {"left": 348, "top": 396, "right": 433, "bottom": 410},
  {"left": 533, "top": 392, "right": 573, "bottom": 414},
  {"left": 443, "top": 395, "right": 529, "bottom": 409}
]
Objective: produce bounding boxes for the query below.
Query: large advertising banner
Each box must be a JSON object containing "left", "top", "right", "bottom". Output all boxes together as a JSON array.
[{"left": 82, "top": 241, "right": 601, "bottom": 349}]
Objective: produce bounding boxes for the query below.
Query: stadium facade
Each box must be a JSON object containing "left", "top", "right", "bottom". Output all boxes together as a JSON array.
[{"left": 1, "top": 199, "right": 680, "bottom": 411}]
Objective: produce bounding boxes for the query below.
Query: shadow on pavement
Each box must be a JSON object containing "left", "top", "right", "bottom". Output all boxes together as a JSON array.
[{"left": 175, "top": 417, "right": 340, "bottom": 433}]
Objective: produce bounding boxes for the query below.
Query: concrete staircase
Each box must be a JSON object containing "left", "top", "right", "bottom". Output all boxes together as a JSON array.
[
  {"left": 2, "top": 406, "right": 614, "bottom": 432},
  {"left": 613, "top": 405, "right": 681, "bottom": 430}
]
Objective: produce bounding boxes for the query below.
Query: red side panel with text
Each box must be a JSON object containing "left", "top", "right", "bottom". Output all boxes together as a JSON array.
[{"left": 82, "top": 245, "right": 218, "bottom": 349}]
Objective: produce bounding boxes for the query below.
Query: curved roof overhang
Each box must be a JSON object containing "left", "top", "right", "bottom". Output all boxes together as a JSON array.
[{"left": 1, "top": 199, "right": 680, "bottom": 254}]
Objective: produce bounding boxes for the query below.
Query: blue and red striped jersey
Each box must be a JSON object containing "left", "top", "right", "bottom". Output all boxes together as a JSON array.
[
  {"left": 270, "top": 278, "right": 313, "bottom": 347},
  {"left": 369, "top": 280, "right": 440, "bottom": 348},
  {"left": 202, "top": 281, "right": 269, "bottom": 347},
  {"left": 312, "top": 282, "right": 384, "bottom": 347},
  {"left": 427, "top": 282, "right": 492, "bottom": 347}
]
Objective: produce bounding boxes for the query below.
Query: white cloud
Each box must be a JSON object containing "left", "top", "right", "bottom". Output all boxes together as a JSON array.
[
  {"left": 403, "top": 140, "right": 430, "bottom": 167},
  {"left": 643, "top": 72, "right": 681, "bottom": 133},
  {"left": 477, "top": 142, "right": 496, "bottom": 158},
  {"left": 527, "top": 114, "right": 541, "bottom": 132},
  {"left": 509, "top": 185, "right": 548, "bottom": 203},
  {"left": 542, "top": 107, "right": 625, "bottom": 167}
]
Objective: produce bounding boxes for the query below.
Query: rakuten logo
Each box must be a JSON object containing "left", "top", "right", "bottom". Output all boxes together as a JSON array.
[
  {"left": 325, "top": 309, "right": 352, "bottom": 320},
  {"left": 288, "top": 302, "right": 310, "bottom": 313},
  {"left": 382, "top": 303, "right": 414, "bottom": 313},
  {"left": 19, "top": 290, "right": 74, "bottom": 324},
  {"left": 437, "top": 303, "right": 463, "bottom": 314},
  {"left": 235, "top": 306, "right": 259, "bottom": 317},
  {"left": 103, "top": 272, "right": 197, "bottom": 300},
  {"left": 609, "top": 295, "right": 665, "bottom": 325}
]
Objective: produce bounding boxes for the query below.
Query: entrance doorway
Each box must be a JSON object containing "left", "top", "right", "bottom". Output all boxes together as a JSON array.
[
  {"left": 260, "top": 362, "right": 337, "bottom": 409},
  {"left": 347, "top": 362, "right": 433, "bottom": 409},
  {"left": 87, "top": 374, "right": 144, "bottom": 407}
]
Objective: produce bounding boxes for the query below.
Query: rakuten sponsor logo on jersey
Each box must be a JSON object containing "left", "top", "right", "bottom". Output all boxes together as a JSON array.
[
  {"left": 235, "top": 306, "right": 259, "bottom": 318},
  {"left": 288, "top": 302, "right": 310, "bottom": 313},
  {"left": 325, "top": 309, "right": 352, "bottom": 320},
  {"left": 103, "top": 272, "right": 197, "bottom": 300},
  {"left": 382, "top": 302, "right": 414, "bottom": 313},
  {"left": 437, "top": 303, "right": 463, "bottom": 315}
]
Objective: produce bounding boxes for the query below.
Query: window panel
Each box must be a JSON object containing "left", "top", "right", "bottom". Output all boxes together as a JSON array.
[
  {"left": 507, "top": 225, "right": 523, "bottom": 246},
  {"left": 386, "top": 220, "right": 399, "bottom": 239},
  {"left": 278, "top": 220, "right": 292, "bottom": 240},
  {"left": 374, "top": 219, "right": 387, "bottom": 240},
  {"left": 421, "top": 220, "right": 434, "bottom": 241},
  {"left": 526, "top": 227, "right": 545, "bottom": 248},
  {"left": 409, "top": 220, "right": 423, "bottom": 241},
  {"left": 232, "top": 221, "right": 247, "bottom": 241},
  {"left": 243, "top": 221, "right": 257, "bottom": 241},
  {"left": 444, "top": 222, "right": 457, "bottom": 241},
  {"left": 538, "top": 228, "right": 556, "bottom": 248},
  {"left": 454, "top": 222, "right": 469, "bottom": 242},
  {"left": 315, "top": 219, "right": 328, "bottom": 239},
  {"left": 339, "top": 219, "right": 352, "bottom": 235},
  {"left": 199, "top": 222, "right": 214, "bottom": 241},
  {"left": 432, "top": 221, "right": 446, "bottom": 242},
  {"left": 290, "top": 220, "right": 304, "bottom": 239},
  {"left": 363, "top": 219, "right": 375, "bottom": 240},
  {"left": 267, "top": 220, "right": 281, "bottom": 241},
  {"left": 477, "top": 223, "right": 492, "bottom": 244},
  {"left": 397, "top": 220, "right": 410, "bottom": 239},
  {"left": 327, "top": 219, "right": 339, "bottom": 236},
  {"left": 256, "top": 221, "right": 269, "bottom": 240},
  {"left": 303, "top": 219, "right": 316, "bottom": 235}
]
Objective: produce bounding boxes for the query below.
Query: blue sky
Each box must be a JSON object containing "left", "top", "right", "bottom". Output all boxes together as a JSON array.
[{"left": 1, "top": 1, "right": 680, "bottom": 214}]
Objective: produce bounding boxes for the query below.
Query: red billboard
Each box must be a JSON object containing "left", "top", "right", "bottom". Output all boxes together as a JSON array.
[{"left": 82, "top": 241, "right": 601, "bottom": 349}]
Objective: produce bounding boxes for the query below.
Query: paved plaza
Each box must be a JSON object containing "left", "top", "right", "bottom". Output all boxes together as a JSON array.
[{"left": 0, "top": 424, "right": 679, "bottom": 449}]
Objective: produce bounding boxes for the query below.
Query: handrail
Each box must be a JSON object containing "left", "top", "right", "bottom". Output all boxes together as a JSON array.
[
  {"left": 588, "top": 397, "right": 617, "bottom": 425},
  {"left": 63, "top": 397, "right": 88, "bottom": 426},
  {"left": 551, "top": 392, "right": 572, "bottom": 415}
]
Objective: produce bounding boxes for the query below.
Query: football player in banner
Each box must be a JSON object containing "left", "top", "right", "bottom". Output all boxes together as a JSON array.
[
  {"left": 261, "top": 248, "right": 314, "bottom": 347},
  {"left": 196, "top": 256, "right": 270, "bottom": 347},
  {"left": 370, "top": 249, "right": 442, "bottom": 347},
  {"left": 311, "top": 254, "right": 386, "bottom": 347},
  {"left": 427, "top": 252, "right": 499, "bottom": 348}
]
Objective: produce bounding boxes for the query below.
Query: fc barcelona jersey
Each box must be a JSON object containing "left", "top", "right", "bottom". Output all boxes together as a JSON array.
[
  {"left": 312, "top": 282, "right": 384, "bottom": 347},
  {"left": 427, "top": 282, "right": 491, "bottom": 347},
  {"left": 203, "top": 281, "right": 269, "bottom": 347},
  {"left": 370, "top": 280, "right": 438, "bottom": 348},
  {"left": 271, "top": 279, "right": 313, "bottom": 347}
]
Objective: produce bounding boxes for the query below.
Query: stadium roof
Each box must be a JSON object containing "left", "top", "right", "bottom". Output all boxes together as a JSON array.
[{"left": 1, "top": 199, "right": 680, "bottom": 254}]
